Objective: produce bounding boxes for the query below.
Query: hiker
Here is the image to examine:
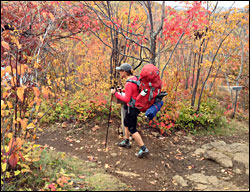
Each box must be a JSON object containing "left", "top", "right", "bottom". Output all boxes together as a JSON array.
[{"left": 110, "top": 63, "right": 149, "bottom": 158}]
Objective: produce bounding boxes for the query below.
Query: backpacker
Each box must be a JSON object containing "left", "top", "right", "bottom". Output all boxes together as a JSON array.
[{"left": 127, "top": 64, "right": 162, "bottom": 112}]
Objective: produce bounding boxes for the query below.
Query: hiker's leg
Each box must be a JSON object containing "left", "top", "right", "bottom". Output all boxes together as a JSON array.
[
  {"left": 121, "top": 104, "right": 127, "bottom": 136},
  {"left": 124, "top": 127, "right": 130, "bottom": 140},
  {"left": 132, "top": 131, "right": 144, "bottom": 147}
]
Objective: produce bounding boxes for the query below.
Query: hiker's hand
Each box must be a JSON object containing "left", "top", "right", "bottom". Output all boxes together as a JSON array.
[
  {"left": 117, "top": 86, "right": 122, "bottom": 93},
  {"left": 111, "top": 88, "right": 116, "bottom": 95}
]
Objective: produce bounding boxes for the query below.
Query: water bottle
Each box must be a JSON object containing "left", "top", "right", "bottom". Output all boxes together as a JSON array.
[{"left": 140, "top": 89, "right": 148, "bottom": 96}]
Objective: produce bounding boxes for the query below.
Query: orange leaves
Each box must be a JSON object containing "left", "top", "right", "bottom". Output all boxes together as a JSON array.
[
  {"left": 33, "top": 87, "right": 40, "bottom": 97},
  {"left": 42, "top": 86, "right": 50, "bottom": 100},
  {"left": 91, "top": 125, "right": 100, "bottom": 132},
  {"left": 57, "top": 176, "right": 70, "bottom": 187},
  {"left": 16, "top": 40, "right": 22, "bottom": 49},
  {"left": 16, "top": 86, "right": 39, "bottom": 102},
  {"left": 49, "top": 13, "right": 55, "bottom": 22},
  {"left": 1, "top": 41, "right": 10, "bottom": 50},
  {"left": 8, "top": 137, "right": 24, "bottom": 151},
  {"left": 20, "top": 118, "right": 28, "bottom": 130},
  {"left": 17, "top": 87, "right": 25, "bottom": 102}
]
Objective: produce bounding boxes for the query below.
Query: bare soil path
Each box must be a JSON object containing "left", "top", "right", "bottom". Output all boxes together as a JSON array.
[{"left": 35, "top": 118, "right": 249, "bottom": 191}]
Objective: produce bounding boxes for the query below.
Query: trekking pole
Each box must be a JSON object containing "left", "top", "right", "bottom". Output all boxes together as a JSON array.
[{"left": 104, "top": 91, "right": 114, "bottom": 149}]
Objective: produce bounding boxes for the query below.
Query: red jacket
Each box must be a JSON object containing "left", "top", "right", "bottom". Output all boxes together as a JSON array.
[{"left": 114, "top": 76, "right": 139, "bottom": 106}]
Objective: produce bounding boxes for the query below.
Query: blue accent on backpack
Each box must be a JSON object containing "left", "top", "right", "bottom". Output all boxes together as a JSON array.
[{"left": 145, "top": 101, "right": 163, "bottom": 120}]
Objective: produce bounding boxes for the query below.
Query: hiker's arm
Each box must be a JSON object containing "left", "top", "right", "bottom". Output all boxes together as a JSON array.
[{"left": 114, "top": 83, "right": 132, "bottom": 104}]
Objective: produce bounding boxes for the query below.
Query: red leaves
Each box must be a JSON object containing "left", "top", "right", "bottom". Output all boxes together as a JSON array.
[
  {"left": 163, "top": 1, "right": 209, "bottom": 43},
  {"left": 7, "top": 137, "right": 24, "bottom": 169},
  {"left": 9, "top": 153, "right": 19, "bottom": 169},
  {"left": 83, "top": 16, "right": 89, "bottom": 22},
  {"left": 48, "top": 183, "right": 57, "bottom": 191}
]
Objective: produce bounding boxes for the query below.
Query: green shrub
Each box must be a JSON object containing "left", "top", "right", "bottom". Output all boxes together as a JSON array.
[
  {"left": 155, "top": 98, "right": 227, "bottom": 135},
  {"left": 175, "top": 98, "right": 227, "bottom": 134},
  {"left": 40, "top": 91, "right": 121, "bottom": 124}
]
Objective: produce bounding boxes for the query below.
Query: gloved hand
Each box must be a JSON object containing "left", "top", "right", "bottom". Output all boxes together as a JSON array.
[
  {"left": 116, "top": 85, "right": 122, "bottom": 93},
  {"left": 111, "top": 88, "right": 116, "bottom": 95}
]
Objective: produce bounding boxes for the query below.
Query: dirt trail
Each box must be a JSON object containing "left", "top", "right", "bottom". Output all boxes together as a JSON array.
[{"left": 35, "top": 118, "right": 249, "bottom": 191}]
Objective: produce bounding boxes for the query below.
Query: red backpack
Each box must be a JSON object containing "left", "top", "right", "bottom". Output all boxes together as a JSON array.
[{"left": 127, "top": 64, "right": 162, "bottom": 112}]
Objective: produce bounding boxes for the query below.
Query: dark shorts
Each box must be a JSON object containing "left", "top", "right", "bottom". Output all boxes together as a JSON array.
[{"left": 124, "top": 106, "right": 140, "bottom": 134}]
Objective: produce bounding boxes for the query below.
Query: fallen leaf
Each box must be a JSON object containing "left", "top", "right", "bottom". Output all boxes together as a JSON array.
[
  {"left": 92, "top": 125, "right": 100, "bottom": 132},
  {"left": 87, "top": 156, "right": 94, "bottom": 161},
  {"left": 116, "top": 160, "right": 121, "bottom": 165},
  {"left": 104, "top": 164, "right": 109, "bottom": 169},
  {"left": 62, "top": 122, "right": 67, "bottom": 128}
]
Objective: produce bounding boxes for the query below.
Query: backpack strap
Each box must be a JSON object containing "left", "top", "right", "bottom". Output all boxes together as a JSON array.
[
  {"left": 126, "top": 76, "right": 139, "bottom": 110},
  {"left": 148, "top": 82, "right": 155, "bottom": 101},
  {"left": 126, "top": 75, "right": 140, "bottom": 87}
]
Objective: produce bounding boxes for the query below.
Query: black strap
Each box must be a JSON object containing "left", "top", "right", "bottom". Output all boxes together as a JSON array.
[{"left": 126, "top": 76, "right": 140, "bottom": 87}]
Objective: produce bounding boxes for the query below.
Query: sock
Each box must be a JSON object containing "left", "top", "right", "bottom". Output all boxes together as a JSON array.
[{"left": 140, "top": 145, "right": 146, "bottom": 151}]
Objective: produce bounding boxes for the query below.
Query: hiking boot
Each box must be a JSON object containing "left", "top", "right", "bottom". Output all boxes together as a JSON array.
[
  {"left": 118, "top": 140, "right": 131, "bottom": 149},
  {"left": 135, "top": 147, "right": 149, "bottom": 158}
]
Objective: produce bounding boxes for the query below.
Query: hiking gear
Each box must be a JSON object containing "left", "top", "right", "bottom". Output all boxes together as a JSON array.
[
  {"left": 145, "top": 92, "right": 168, "bottom": 120},
  {"left": 135, "top": 146, "right": 150, "bottom": 158},
  {"left": 127, "top": 64, "right": 162, "bottom": 112},
  {"left": 116, "top": 63, "right": 132, "bottom": 72},
  {"left": 105, "top": 94, "right": 114, "bottom": 149},
  {"left": 145, "top": 101, "right": 163, "bottom": 120},
  {"left": 118, "top": 139, "right": 131, "bottom": 149},
  {"left": 140, "top": 145, "right": 146, "bottom": 151}
]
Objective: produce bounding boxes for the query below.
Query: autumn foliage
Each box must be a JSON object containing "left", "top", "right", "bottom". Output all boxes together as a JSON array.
[{"left": 1, "top": 1, "right": 249, "bottom": 190}]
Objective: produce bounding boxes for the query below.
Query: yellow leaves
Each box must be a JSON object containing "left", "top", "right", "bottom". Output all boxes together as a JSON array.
[
  {"left": 37, "top": 112, "right": 44, "bottom": 118},
  {"left": 7, "top": 133, "right": 13, "bottom": 139},
  {"left": 2, "top": 163, "right": 7, "bottom": 172},
  {"left": 14, "top": 170, "right": 21, "bottom": 176},
  {"left": 16, "top": 40, "right": 22, "bottom": 49},
  {"left": 1, "top": 100, "right": 6, "bottom": 110},
  {"left": 25, "top": 157, "right": 40, "bottom": 162},
  {"left": 5, "top": 65, "right": 12, "bottom": 74},
  {"left": 27, "top": 122, "right": 35, "bottom": 130},
  {"left": 21, "top": 168, "right": 32, "bottom": 173},
  {"left": 34, "top": 61, "right": 41, "bottom": 69},
  {"left": 7, "top": 101, "right": 13, "bottom": 109},
  {"left": 61, "top": 152, "right": 66, "bottom": 160}
]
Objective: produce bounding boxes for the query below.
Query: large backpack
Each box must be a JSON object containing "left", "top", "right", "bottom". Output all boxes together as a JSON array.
[{"left": 127, "top": 64, "right": 162, "bottom": 112}]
